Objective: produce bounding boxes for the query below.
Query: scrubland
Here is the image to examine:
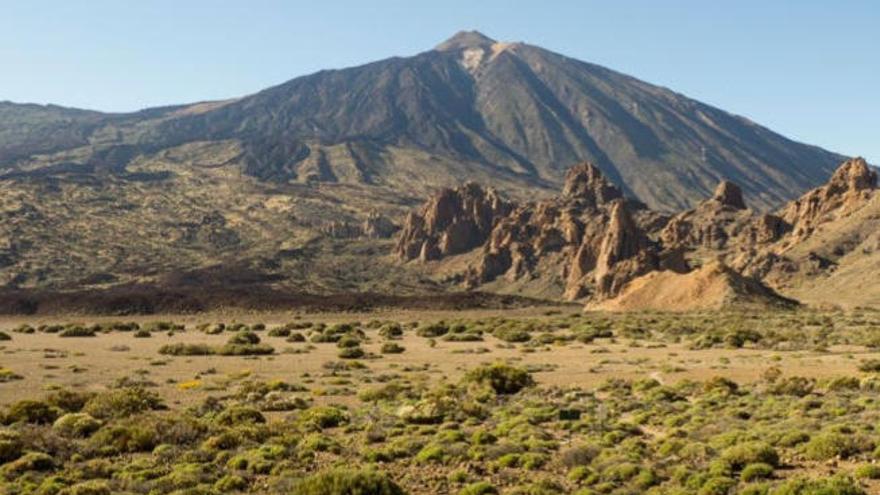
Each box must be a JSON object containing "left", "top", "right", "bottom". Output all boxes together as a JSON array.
[{"left": 2, "top": 307, "right": 880, "bottom": 494}]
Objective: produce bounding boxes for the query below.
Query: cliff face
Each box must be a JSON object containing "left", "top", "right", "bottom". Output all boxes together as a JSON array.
[{"left": 395, "top": 157, "right": 880, "bottom": 309}]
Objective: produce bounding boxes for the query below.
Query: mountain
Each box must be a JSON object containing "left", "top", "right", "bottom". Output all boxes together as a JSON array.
[
  {"left": 0, "top": 31, "right": 857, "bottom": 301},
  {"left": 2, "top": 31, "right": 845, "bottom": 210}
]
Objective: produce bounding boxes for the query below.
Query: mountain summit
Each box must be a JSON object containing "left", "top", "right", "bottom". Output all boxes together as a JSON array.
[{"left": 435, "top": 30, "right": 497, "bottom": 51}]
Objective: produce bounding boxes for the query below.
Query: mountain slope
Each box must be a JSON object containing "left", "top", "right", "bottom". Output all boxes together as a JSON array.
[
  {"left": 2, "top": 31, "right": 844, "bottom": 211},
  {"left": 138, "top": 31, "right": 844, "bottom": 210}
]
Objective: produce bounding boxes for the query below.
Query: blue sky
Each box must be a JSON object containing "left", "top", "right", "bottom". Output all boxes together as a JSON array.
[{"left": 1, "top": 1, "right": 877, "bottom": 162}]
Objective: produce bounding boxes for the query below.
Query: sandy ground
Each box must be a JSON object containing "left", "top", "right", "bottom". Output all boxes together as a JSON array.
[{"left": 1, "top": 309, "right": 875, "bottom": 409}]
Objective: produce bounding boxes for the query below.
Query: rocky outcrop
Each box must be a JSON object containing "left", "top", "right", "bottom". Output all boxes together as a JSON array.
[
  {"left": 394, "top": 157, "right": 878, "bottom": 309},
  {"left": 362, "top": 212, "right": 398, "bottom": 239},
  {"left": 561, "top": 163, "right": 623, "bottom": 205},
  {"left": 394, "top": 182, "right": 512, "bottom": 261},
  {"left": 397, "top": 162, "right": 661, "bottom": 300},
  {"left": 589, "top": 200, "right": 659, "bottom": 298},
  {"left": 320, "top": 213, "right": 398, "bottom": 239},
  {"left": 711, "top": 181, "right": 747, "bottom": 210},
  {"left": 780, "top": 157, "right": 877, "bottom": 241},
  {"left": 661, "top": 179, "right": 789, "bottom": 252}
]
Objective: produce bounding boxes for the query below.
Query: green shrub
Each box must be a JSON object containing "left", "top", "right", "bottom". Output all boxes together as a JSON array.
[
  {"left": 228, "top": 331, "right": 261, "bottom": 345},
  {"left": 770, "top": 475, "right": 865, "bottom": 495},
  {"left": 3, "top": 452, "right": 54, "bottom": 475},
  {"left": 858, "top": 359, "right": 880, "bottom": 372},
  {"left": 854, "top": 464, "right": 880, "bottom": 480},
  {"left": 741, "top": 462, "right": 774, "bottom": 481},
  {"left": 268, "top": 327, "right": 291, "bottom": 337},
  {"left": 59, "top": 326, "right": 96, "bottom": 337},
  {"left": 338, "top": 346, "right": 365, "bottom": 359},
  {"left": 459, "top": 481, "right": 498, "bottom": 495},
  {"left": 415, "top": 444, "right": 447, "bottom": 464},
  {"left": 0, "top": 331, "right": 10, "bottom": 341},
  {"left": 4, "top": 399, "right": 58, "bottom": 424},
  {"left": 337, "top": 335, "right": 362, "bottom": 348},
  {"left": 299, "top": 406, "right": 349, "bottom": 429},
  {"left": 560, "top": 444, "right": 600, "bottom": 468},
  {"left": 215, "top": 406, "right": 266, "bottom": 426},
  {"left": 215, "top": 474, "right": 248, "bottom": 492},
  {"left": 463, "top": 363, "right": 534, "bottom": 394},
  {"left": 159, "top": 343, "right": 214, "bottom": 356},
  {"left": 778, "top": 431, "right": 810, "bottom": 447},
  {"left": 379, "top": 323, "right": 404, "bottom": 339},
  {"left": 721, "top": 441, "right": 779, "bottom": 469},
  {"left": 417, "top": 323, "right": 449, "bottom": 338},
  {"left": 217, "top": 343, "right": 275, "bottom": 355},
  {"left": 0, "top": 368, "right": 22, "bottom": 382},
  {"left": 768, "top": 376, "right": 814, "bottom": 397},
  {"left": 89, "top": 421, "right": 158, "bottom": 454},
  {"left": 292, "top": 468, "right": 404, "bottom": 495},
  {"left": 83, "top": 388, "right": 164, "bottom": 419},
  {"left": 493, "top": 327, "right": 531, "bottom": 343},
  {"left": 381, "top": 342, "right": 405, "bottom": 354},
  {"left": 0, "top": 430, "right": 22, "bottom": 463},
  {"left": 133, "top": 329, "right": 152, "bottom": 338},
  {"left": 698, "top": 476, "right": 737, "bottom": 495},
  {"left": 53, "top": 412, "right": 101, "bottom": 437},
  {"left": 804, "top": 432, "right": 870, "bottom": 460},
  {"left": 60, "top": 480, "right": 112, "bottom": 495},
  {"left": 12, "top": 324, "right": 35, "bottom": 333}
]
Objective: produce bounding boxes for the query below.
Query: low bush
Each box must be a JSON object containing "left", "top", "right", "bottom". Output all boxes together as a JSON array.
[
  {"left": 740, "top": 462, "right": 774, "bottom": 481},
  {"left": 338, "top": 346, "right": 365, "bottom": 359},
  {"left": 381, "top": 342, "right": 405, "bottom": 354},
  {"left": 4, "top": 399, "right": 58, "bottom": 424},
  {"left": 417, "top": 323, "right": 449, "bottom": 338},
  {"left": 493, "top": 327, "right": 531, "bottom": 343},
  {"left": 298, "top": 406, "right": 349, "bottom": 429},
  {"left": 268, "top": 327, "right": 291, "bottom": 337},
  {"left": 159, "top": 343, "right": 214, "bottom": 356},
  {"left": 83, "top": 388, "right": 165, "bottom": 419},
  {"left": 463, "top": 363, "right": 534, "bottom": 395},
  {"left": 459, "top": 481, "right": 499, "bottom": 495},
  {"left": 217, "top": 343, "right": 275, "bottom": 356},
  {"left": 59, "top": 326, "right": 96, "bottom": 337},
  {"left": 53, "top": 412, "right": 101, "bottom": 437},
  {"left": 804, "top": 432, "right": 871, "bottom": 460},
  {"left": 721, "top": 441, "right": 779, "bottom": 470},
  {"left": 858, "top": 359, "right": 880, "bottom": 372},
  {"left": 292, "top": 468, "right": 404, "bottom": 495},
  {"left": 228, "top": 331, "right": 261, "bottom": 345}
]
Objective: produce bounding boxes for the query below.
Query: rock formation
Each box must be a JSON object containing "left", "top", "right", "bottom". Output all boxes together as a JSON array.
[
  {"left": 320, "top": 213, "right": 398, "bottom": 239},
  {"left": 398, "top": 162, "right": 661, "bottom": 300},
  {"left": 394, "top": 182, "right": 512, "bottom": 262},
  {"left": 394, "top": 157, "right": 878, "bottom": 308},
  {"left": 780, "top": 157, "right": 877, "bottom": 242},
  {"left": 660, "top": 180, "right": 789, "bottom": 252}
]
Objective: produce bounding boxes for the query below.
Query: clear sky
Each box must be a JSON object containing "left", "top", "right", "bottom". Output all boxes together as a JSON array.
[{"left": 1, "top": 1, "right": 877, "bottom": 162}]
